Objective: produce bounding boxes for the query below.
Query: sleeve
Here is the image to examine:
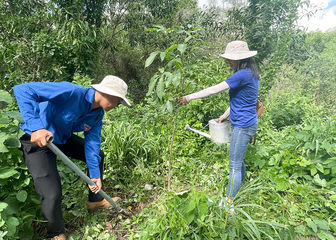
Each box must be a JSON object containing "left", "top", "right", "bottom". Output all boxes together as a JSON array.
[
  {"left": 13, "top": 82, "right": 73, "bottom": 132},
  {"left": 185, "top": 81, "right": 230, "bottom": 102},
  {"left": 225, "top": 70, "right": 247, "bottom": 89},
  {"left": 84, "top": 122, "right": 103, "bottom": 178}
]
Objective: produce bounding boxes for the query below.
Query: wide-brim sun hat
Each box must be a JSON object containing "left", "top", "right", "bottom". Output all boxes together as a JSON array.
[
  {"left": 220, "top": 40, "right": 257, "bottom": 60},
  {"left": 91, "top": 75, "right": 131, "bottom": 107}
]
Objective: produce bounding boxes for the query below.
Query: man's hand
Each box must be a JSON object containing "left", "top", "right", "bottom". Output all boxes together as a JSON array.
[
  {"left": 178, "top": 96, "right": 188, "bottom": 105},
  {"left": 31, "top": 129, "right": 53, "bottom": 147},
  {"left": 89, "top": 177, "right": 102, "bottom": 194}
]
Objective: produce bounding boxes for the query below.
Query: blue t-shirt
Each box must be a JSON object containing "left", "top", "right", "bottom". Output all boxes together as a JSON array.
[
  {"left": 14, "top": 82, "right": 104, "bottom": 178},
  {"left": 225, "top": 69, "right": 259, "bottom": 128}
]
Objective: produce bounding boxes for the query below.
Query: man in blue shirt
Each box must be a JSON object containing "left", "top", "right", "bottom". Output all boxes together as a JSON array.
[{"left": 14, "top": 75, "right": 131, "bottom": 240}]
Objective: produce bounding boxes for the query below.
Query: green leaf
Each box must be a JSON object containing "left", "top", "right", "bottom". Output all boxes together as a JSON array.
[
  {"left": 324, "top": 157, "right": 336, "bottom": 167},
  {"left": 7, "top": 217, "right": 19, "bottom": 236},
  {"left": 145, "top": 27, "right": 160, "bottom": 32},
  {"left": 0, "top": 132, "right": 9, "bottom": 150},
  {"left": 317, "top": 230, "right": 334, "bottom": 240},
  {"left": 0, "top": 218, "right": 5, "bottom": 228},
  {"left": 314, "top": 174, "right": 327, "bottom": 187},
  {"left": 330, "top": 222, "right": 336, "bottom": 233},
  {"left": 166, "top": 100, "right": 173, "bottom": 113},
  {"left": 163, "top": 72, "right": 172, "bottom": 86},
  {"left": 4, "top": 111, "right": 23, "bottom": 122},
  {"left": 295, "top": 225, "right": 306, "bottom": 235},
  {"left": 330, "top": 195, "right": 336, "bottom": 201},
  {"left": 7, "top": 217, "right": 19, "bottom": 228},
  {"left": 16, "top": 190, "right": 27, "bottom": 202},
  {"left": 23, "top": 177, "right": 30, "bottom": 186},
  {"left": 307, "top": 219, "right": 317, "bottom": 233},
  {"left": 0, "top": 90, "right": 12, "bottom": 108},
  {"left": 198, "top": 203, "right": 208, "bottom": 221},
  {"left": 166, "top": 44, "right": 178, "bottom": 52},
  {"left": 185, "top": 199, "right": 196, "bottom": 213},
  {"left": 184, "top": 35, "right": 193, "bottom": 42},
  {"left": 146, "top": 74, "right": 159, "bottom": 96},
  {"left": 0, "top": 116, "right": 11, "bottom": 124},
  {"left": 177, "top": 44, "right": 187, "bottom": 54},
  {"left": 275, "top": 179, "right": 289, "bottom": 191},
  {"left": 310, "top": 167, "right": 317, "bottom": 176},
  {"left": 156, "top": 78, "right": 164, "bottom": 100},
  {"left": 184, "top": 211, "right": 194, "bottom": 224},
  {"left": 172, "top": 72, "right": 181, "bottom": 87},
  {"left": 4, "top": 137, "right": 20, "bottom": 148},
  {"left": 160, "top": 52, "right": 166, "bottom": 62},
  {"left": 145, "top": 51, "right": 160, "bottom": 68},
  {"left": 0, "top": 202, "right": 8, "bottom": 212},
  {"left": 313, "top": 219, "right": 330, "bottom": 231},
  {"left": 0, "top": 167, "right": 19, "bottom": 179},
  {"left": 173, "top": 58, "right": 182, "bottom": 69},
  {"left": 316, "top": 163, "right": 324, "bottom": 173}
]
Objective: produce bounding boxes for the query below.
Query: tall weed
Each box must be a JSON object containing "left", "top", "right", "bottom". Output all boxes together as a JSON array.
[{"left": 137, "top": 179, "right": 287, "bottom": 239}]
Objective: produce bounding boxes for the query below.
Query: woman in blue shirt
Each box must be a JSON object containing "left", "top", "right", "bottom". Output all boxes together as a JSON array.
[{"left": 179, "top": 41, "right": 259, "bottom": 212}]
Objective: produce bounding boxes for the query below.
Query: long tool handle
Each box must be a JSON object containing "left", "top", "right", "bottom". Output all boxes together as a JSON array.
[
  {"left": 46, "top": 140, "right": 121, "bottom": 212},
  {"left": 184, "top": 124, "right": 211, "bottom": 139}
]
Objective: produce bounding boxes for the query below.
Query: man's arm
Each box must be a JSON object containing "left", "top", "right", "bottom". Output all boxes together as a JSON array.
[
  {"left": 84, "top": 122, "right": 103, "bottom": 193},
  {"left": 14, "top": 82, "right": 73, "bottom": 131},
  {"left": 84, "top": 123, "right": 103, "bottom": 179},
  {"left": 14, "top": 82, "right": 74, "bottom": 146}
]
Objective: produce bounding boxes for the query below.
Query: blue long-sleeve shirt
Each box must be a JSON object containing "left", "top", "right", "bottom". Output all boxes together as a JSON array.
[{"left": 13, "top": 82, "right": 104, "bottom": 178}]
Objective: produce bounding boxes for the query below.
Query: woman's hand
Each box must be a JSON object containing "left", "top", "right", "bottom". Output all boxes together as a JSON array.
[
  {"left": 218, "top": 115, "right": 228, "bottom": 123},
  {"left": 178, "top": 96, "right": 188, "bottom": 105},
  {"left": 31, "top": 129, "right": 53, "bottom": 147},
  {"left": 89, "top": 177, "right": 102, "bottom": 194},
  {"left": 218, "top": 107, "right": 230, "bottom": 123}
]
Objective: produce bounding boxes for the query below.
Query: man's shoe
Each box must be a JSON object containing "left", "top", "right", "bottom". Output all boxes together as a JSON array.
[
  {"left": 87, "top": 197, "right": 120, "bottom": 213},
  {"left": 51, "top": 233, "right": 66, "bottom": 240}
]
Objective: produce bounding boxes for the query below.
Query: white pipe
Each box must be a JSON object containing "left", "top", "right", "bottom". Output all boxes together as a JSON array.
[{"left": 184, "top": 124, "right": 211, "bottom": 139}]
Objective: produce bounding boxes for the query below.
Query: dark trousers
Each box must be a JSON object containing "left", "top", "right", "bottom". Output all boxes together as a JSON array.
[{"left": 19, "top": 133, "right": 104, "bottom": 237}]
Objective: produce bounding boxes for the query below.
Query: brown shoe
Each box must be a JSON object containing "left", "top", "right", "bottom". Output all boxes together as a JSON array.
[
  {"left": 51, "top": 233, "right": 66, "bottom": 240},
  {"left": 87, "top": 198, "right": 120, "bottom": 213}
]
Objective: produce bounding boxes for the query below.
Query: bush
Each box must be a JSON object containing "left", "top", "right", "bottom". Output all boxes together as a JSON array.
[
  {"left": 267, "top": 92, "right": 314, "bottom": 130},
  {"left": 0, "top": 90, "right": 40, "bottom": 239}
]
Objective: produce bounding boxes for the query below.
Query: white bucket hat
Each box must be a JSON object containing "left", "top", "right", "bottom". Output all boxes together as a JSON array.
[
  {"left": 220, "top": 40, "right": 257, "bottom": 60},
  {"left": 91, "top": 75, "right": 131, "bottom": 107}
]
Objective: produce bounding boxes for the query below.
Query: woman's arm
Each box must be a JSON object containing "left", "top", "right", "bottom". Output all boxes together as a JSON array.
[
  {"left": 218, "top": 107, "right": 230, "bottom": 123},
  {"left": 185, "top": 81, "right": 230, "bottom": 102}
]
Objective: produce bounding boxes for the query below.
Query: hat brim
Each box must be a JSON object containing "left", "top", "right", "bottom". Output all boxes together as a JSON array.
[
  {"left": 91, "top": 84, "right": 131, "bottom": 107},
  {"left": 220, "top": 51, "right": 257, "bottom": 60}
]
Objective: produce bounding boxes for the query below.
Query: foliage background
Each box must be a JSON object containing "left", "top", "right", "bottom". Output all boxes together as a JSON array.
[{"left": 0, "top": 0, "right": 335, "bottom": 239}]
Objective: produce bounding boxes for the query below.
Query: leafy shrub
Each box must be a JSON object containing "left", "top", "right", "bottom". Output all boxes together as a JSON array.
[
  {"left": 265, "top": 92, "right": 314, "bottom": 130},
  {"left": 246, "top": 113, "right": 336, "bottom": 238},
  {"left": 0, "top": 90, "right": 40, "bottom": 239}
]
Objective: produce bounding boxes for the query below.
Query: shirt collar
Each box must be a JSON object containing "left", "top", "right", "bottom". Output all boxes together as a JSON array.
[
  {"left": 85, "top": 88, "right": 95, "bottom": 104},
  {"left": 85, "top": 88, "right": 96, "bottom": 113}
]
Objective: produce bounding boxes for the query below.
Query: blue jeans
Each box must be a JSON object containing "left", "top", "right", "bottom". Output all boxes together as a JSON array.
[{"left": 226, "top": 122, "right": 258, "bottom": 199}]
